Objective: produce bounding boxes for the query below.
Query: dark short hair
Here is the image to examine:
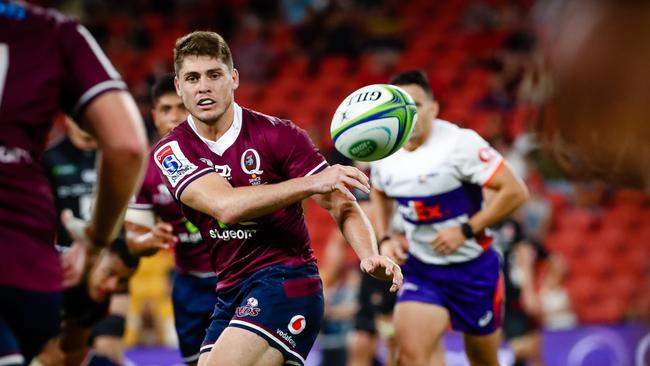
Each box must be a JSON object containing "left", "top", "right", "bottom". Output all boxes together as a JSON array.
[
  {"left": 173, "top": 31, "right": 233, "bottom": 73},
  {"left": 389, "top": 70, "right": 434, "bottom": 99},
  {"left": 110, "top": 234, "right": 140, "bottom": 269},
  {"left": 151, "top": 74, "right": 176, "bottom": 105}
]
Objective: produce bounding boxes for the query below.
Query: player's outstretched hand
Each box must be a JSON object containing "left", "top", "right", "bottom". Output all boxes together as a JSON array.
[
  {"left": 360, "top": 255, "right": 403, "bottom": 292},
  {"left": 127, "top": 222, "right": 177, "bottom": 257},
  {"left": 431, "top": 226, "right": 465, "bottom": 255},
  {"left": 311, "top": 164, "right": 370, "bottom": 200},
  {"left": 380, "top": 237, "right": 409, "bottom": 265}
]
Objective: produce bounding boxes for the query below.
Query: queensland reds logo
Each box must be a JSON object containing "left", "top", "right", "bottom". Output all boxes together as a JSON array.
[
  {"left": 240, "top": 148, "right": 264, "bottom": 176},
  {"left": 478, "top": 147, "right": 496, "bottom": 163},
  {"left": 235, "top": 297, "right": 261, "bottom": 317},
  {"left": 288, "top": 315, "right": 306, "bottom": 335}
]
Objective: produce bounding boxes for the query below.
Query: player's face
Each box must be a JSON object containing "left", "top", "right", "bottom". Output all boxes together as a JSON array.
[
  {"left": 398, "top": 84, "right": 439, "bottom": 151},
  {"left": 87, "top": 251, "right": 135, "bottom": 302},
  {"left": 175, "top": 55, "right": 239, "bottom": 126},
  {"left": 152, "top": 92, "right": 188, "bottom": 136}
]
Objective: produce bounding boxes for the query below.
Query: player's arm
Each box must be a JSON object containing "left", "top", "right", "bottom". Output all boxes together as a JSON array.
[
  {"left": 59, "top": 320, "right": 93, "bottom": 366},
  {"left": 92, "top": 294, "right": 129, "bottom": 365},
  {"left": 313, "top": 191, "right": 402, "bottom": 292},
  {"left": 80, "top": 90, "right": 148, "bottom": 247},
  {"left": 467, "top": 163, "right": 528, "bottom": 234},
  {"left": 370, "top": 186, "right": 409, "bottom": 264},
  {"left": 180, "top": 164, "right": 369, "bottom": 225},
  {"left": 370, "top": 187, "right": 395, "bottom": 239},
  {"left": 433, "top": 163, "right": 528, "bottom": 254}
]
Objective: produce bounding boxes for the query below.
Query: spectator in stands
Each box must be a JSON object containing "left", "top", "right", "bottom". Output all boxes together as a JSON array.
[{"left": 539, "top": 255, "right": 577, "bottom": 330}]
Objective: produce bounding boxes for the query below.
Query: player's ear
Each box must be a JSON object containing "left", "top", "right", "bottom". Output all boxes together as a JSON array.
[
  {"left": 431, "top": 100, "right": 440, "bottom": 119},
  {"left": 231, "top": 68, "right": 240, "bottom": 91},
  {"left": 174, "top": 76, "right": 182, "bottom": 97}
]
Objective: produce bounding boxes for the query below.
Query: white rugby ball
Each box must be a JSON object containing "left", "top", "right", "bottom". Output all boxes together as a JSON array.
[{"left": 330, "top": 84, "right": 417, "bottom": 161}]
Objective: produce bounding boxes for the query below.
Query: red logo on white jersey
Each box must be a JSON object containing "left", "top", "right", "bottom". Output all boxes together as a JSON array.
[
  {"left": 478, "top": 147, "right": 495, "bottom": 163},
  {"left": 288, "top": 315, "right": 306, "bottom": 335}
]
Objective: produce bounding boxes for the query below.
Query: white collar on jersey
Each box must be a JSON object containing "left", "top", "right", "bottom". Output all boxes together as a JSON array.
[{"left": 187, "top": 102, "right": 243, "bottom": 156}]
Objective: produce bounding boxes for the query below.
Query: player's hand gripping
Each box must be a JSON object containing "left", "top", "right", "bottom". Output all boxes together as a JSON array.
[
  {"left": 379, "top": 236, "right": 409, "bottom": 265},
  {"left": 311, "top": 164, "right": 370, "bottom": 200},
  {"left": 127, "top": 222, "right": 177, "bottom": 256},
  {"left": 60, "top": 209, "right": 92, "bottom": 287},
  {"left": 431, "top": 226, "right": 465, "bottom": 255},
  {"left": 360, "top": 255, "right": 403, "bottom": 292}
]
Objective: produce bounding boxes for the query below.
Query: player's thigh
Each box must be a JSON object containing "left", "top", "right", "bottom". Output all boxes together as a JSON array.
[
  {"left": 463, "top": 329, "right": 501, "bottom": 366},
  {"left": 393, "top": 301, "right": 449, "bottom": 361},
  {"left": 204, "top": 326, "right": 283, "bottom": 366}
]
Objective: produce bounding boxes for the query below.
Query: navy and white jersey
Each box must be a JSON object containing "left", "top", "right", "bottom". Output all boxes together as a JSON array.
[
  {"left": 153, "top": 103, "right": 328, "bottom": 290},
  {"left": 371, "top": 119, "right": 504, "bottom": 265},
  {"left": 43, "top": 138, "right": 97, "bottom": 246}
]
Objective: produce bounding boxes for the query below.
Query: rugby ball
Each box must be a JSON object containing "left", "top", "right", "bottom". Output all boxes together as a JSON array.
[{"left": 330, "top": 84, "right": 417, "bottom": 161}]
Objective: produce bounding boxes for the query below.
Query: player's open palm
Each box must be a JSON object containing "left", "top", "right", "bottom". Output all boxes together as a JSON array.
[
  {"left": 312, "top": 164, "right": 370, "bottom": 200},
  {"left": 431, "top": 226, "right": 465, "bottom": 255},
  {"left": 360, "top": 255, "right": 403, "bottom": 292}
]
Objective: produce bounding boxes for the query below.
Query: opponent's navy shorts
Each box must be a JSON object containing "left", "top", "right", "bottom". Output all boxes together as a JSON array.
[
  {"left": 172, "top": 271, "right": 218, "bottom": 364},
  {"left": 398, "top": 248, "right": 504, "bottom": 335},
  {"left": 201, "top": 264, "right": 323, "bottom": 366}
]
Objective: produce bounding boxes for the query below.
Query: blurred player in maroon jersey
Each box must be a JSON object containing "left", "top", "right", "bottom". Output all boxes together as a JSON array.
[
  {"left": 153, "top": 31, "right": 402, "bottom": 366},
  {"left": 0, "top": 2, "right": 147, "bottom": 364}
]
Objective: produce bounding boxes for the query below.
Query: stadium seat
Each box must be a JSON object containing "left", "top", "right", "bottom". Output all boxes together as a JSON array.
[
  {"left": 610, "top": 189, "right": 648, "bottom": 207},
  {"left": 555, "top": 207, "right": 598, "bottom": 232},
  {"left": 595, "top": 227, "right": 628, "bottom": 256},
  {"left": 577, "top": 296, "right": 625, "bottom": 324},
  {"left": 602, "top": 205, "right": 642, "bottom": 229},
  {"left": 544, "top": 229, "right": 588, "bottom": 257}
]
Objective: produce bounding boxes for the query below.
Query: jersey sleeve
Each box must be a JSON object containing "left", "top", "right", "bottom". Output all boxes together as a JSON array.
[
  {"left": 153, "top": 137, "right": 213, "bottom": 201},
  {"left": 272, "top": 121, "right": 328, "bottom": 178},
  {"left": 454, "top": 129, "right": 504, "bottom": 186},
  {"left": 57, "top": 19, "right": 127, "bottom": 119},
  {"left": 129, "top": 164, "right": 154, "bottom": 211}
]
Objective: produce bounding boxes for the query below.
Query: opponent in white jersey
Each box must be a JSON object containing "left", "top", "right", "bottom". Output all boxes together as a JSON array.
[{"left": 370, "top": 70, "right": 528, "bottom": 366}]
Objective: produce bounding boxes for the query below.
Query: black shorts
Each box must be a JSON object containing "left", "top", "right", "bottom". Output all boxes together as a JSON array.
[
  {"left": 353, "top": 271, "right": 396, "bottom": 334},
  {"left": 502, "top": 307, "right": 539, "bottom": 339}
]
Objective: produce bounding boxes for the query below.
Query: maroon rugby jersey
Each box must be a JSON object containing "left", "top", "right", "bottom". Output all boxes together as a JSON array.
[
  {"left": 153, "top": 104, "right": 328, "bottom": 290},
  {"left": 129, "top": 153, "right": 213, "bottom": 273},
  {"left": 0, "top": 3, "right": 126, "bottom": 291}
]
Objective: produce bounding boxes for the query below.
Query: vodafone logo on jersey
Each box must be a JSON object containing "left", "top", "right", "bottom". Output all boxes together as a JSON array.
[
  {"left": 288, "top": 315, "right": 306, "bottom": 335},
  {"left": 478, "top": 147, "right": 496, "bottom": 163}
]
